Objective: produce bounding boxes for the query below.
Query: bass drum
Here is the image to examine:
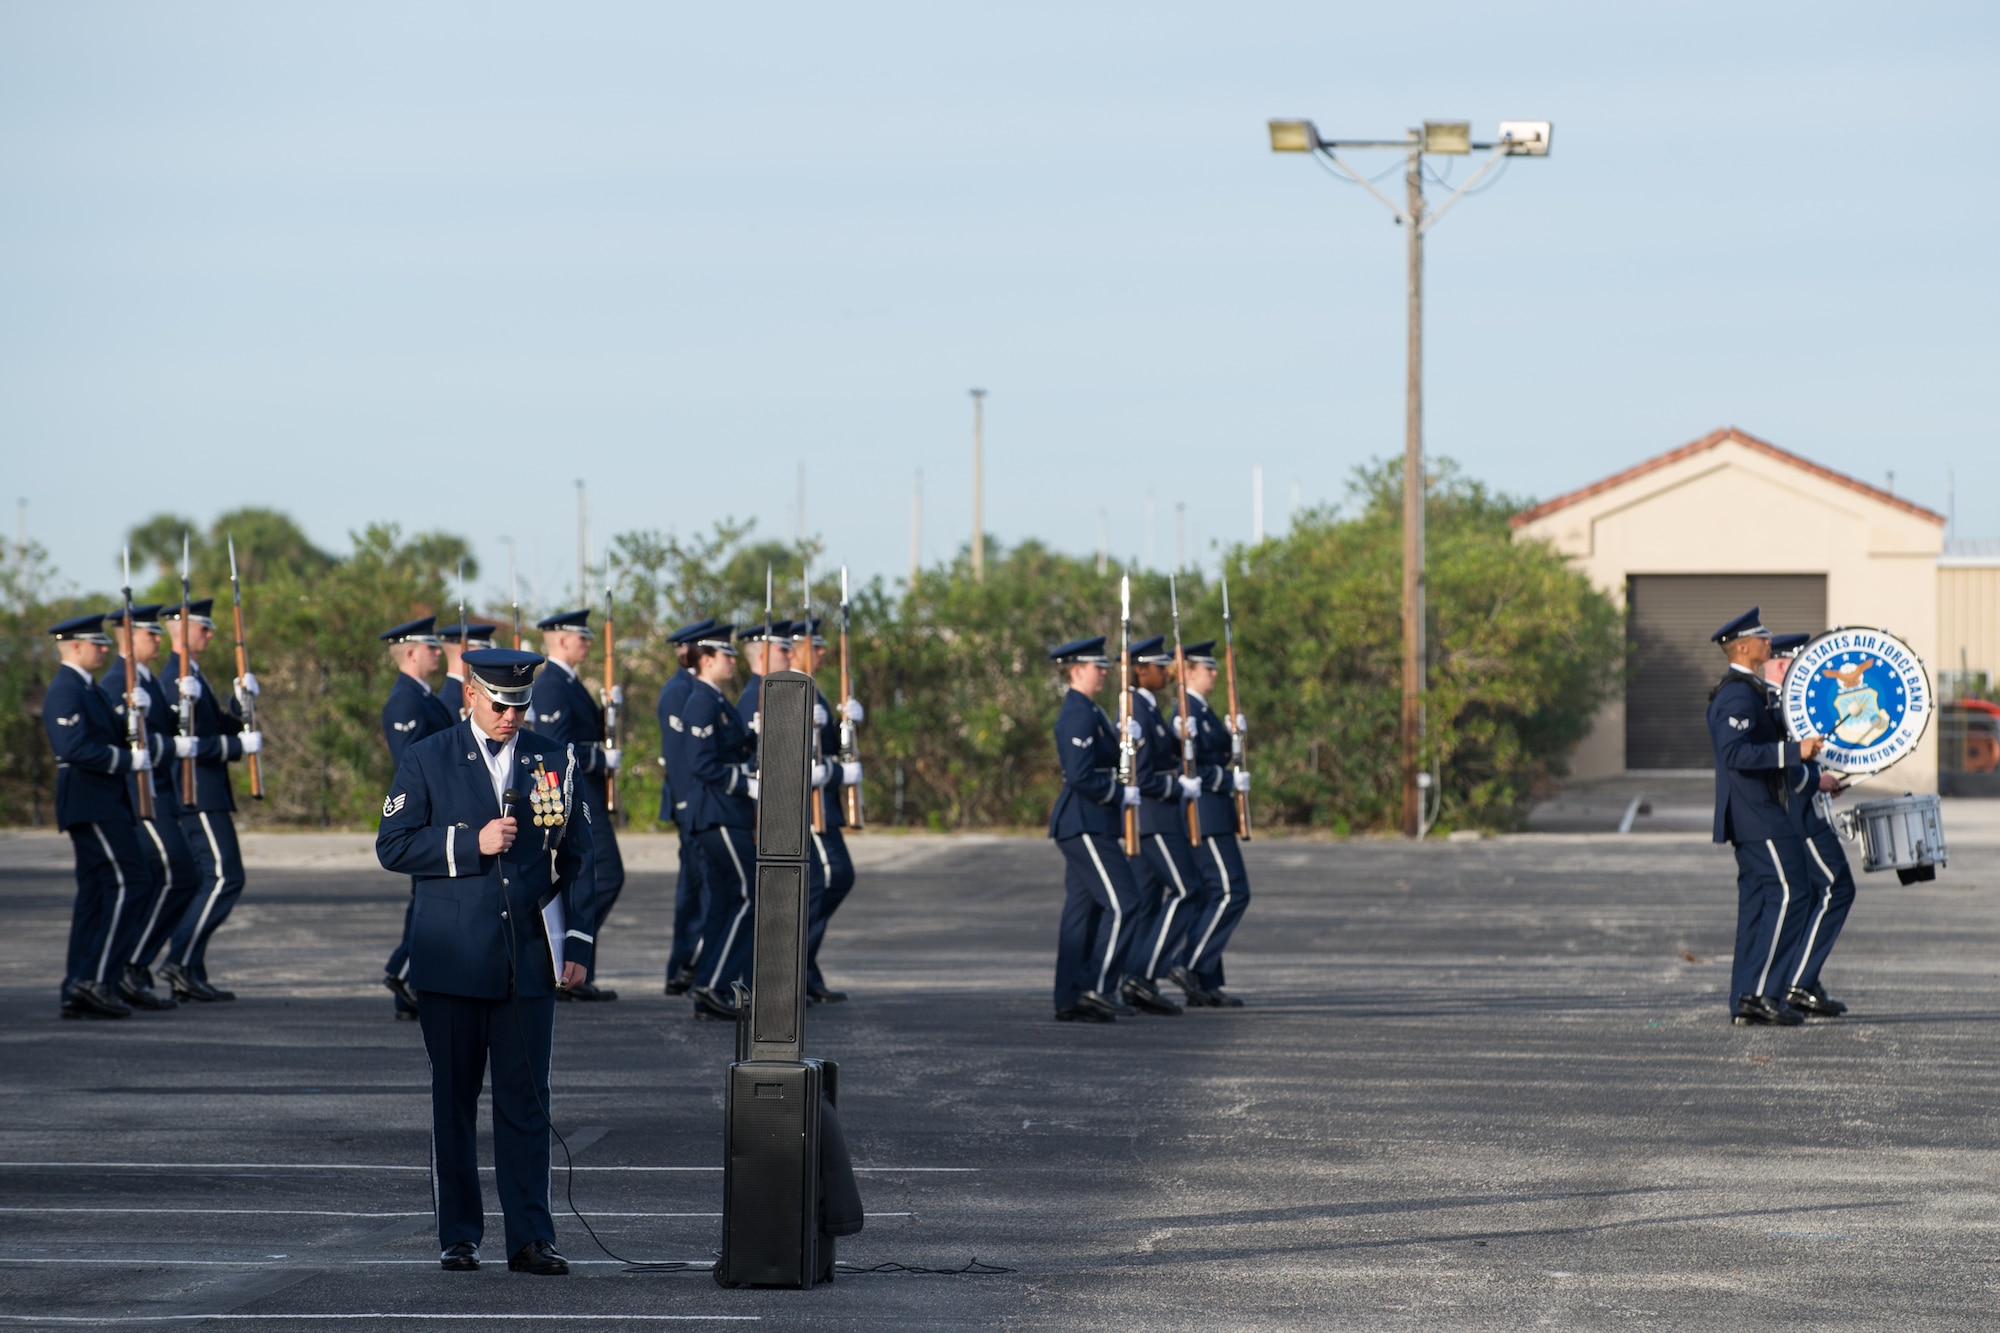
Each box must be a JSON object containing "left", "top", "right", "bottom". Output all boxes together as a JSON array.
[{"left": 1837, "top": 793, "right": 1947, "bottom": 884}]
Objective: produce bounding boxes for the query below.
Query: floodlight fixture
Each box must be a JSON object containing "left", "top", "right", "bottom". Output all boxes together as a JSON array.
[
  {"left": 1267, "top": 119, "right": 1320, "bottom": 153},
  {"left": 1498, "top": 120, "right": 1552, "bottom": 156},
  {"left": 1422, "top": 121, "right": 1472, "bottom": 155}
]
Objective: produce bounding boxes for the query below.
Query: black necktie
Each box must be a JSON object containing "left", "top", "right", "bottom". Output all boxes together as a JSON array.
[{"left": 485, "top": 738, "right": 506, "bottom": 757}]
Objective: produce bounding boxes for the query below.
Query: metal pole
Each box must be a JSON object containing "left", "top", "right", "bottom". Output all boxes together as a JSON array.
[
  {"left": 575, "top": 480, "right": 587, "bottom": 606},
  {"left": 1252, "top": 464, "right": 1264, "bottom": 544},
  {"left": 969, "top": 389, "right": 986, "bottom": 582},
  {"left": 910, "top": 468, "right": 923, "bottom": 585},
  {"left": 1175, "top": 502, "right": 1186, "bottom": 572},
  {"left": 1401, "top": 135, "right": 1426, "bottom": 839}
]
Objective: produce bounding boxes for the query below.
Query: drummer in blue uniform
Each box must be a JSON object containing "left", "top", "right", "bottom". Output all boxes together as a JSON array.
[
  {"left": 792, "top": 616, "right": 860, "bottom": 1005},
  {"left": 380, "top": 616, "right": 456, "bottom": 1020},
  {"left": 375, "top": 646, "right": 597, "bottom": 1276},
  {"left": 680, "top": 623, "right": 758, "bottom": 1020},
  {"left": 158, "top": 597, "right": 262, "bottom": 1004},
  {"left": 657, "top": 617, "right": 717, "bottom": 996},
  {"left": 1171, "top": 640, "right": 1251, "bottom": 1009},
  {"left": 1766, "top": 631, "right": 1853, "bottom": 1018},
  {"left": 1706, "top": 607, "right": 1822, "bottom": 1026},
  {"left": 1118, "top": 635, "right": 1195, "bottom": 1016},
  {"left": 101, "top": 603, "right": 195, "bottom": 1012},
  {"left": 436, "top": 621, "right": 496, "bottom": 720},
  {"left": 530, "top": 609, "right": 622, "bottom": 1002},
  {"left": 1047, "top": 635, "right": 1142, "bottom": 1023},
  {"left": 44, "top": 612, "right": 158, "bottom": 1019}
]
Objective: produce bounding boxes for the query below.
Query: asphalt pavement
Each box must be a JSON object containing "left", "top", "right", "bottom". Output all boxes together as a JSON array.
[{"left": 0, "top": 816, "right": 1995, "bottom": 1330}]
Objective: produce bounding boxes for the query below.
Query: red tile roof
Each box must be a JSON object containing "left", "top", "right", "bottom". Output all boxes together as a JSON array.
[{"left": 1509, "top": 426, "right": 1946, "bottom": 529}]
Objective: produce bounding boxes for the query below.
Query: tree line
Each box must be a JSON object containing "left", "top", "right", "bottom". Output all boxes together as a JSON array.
[{"left": 0, "top": 460, "right": 1623, "bottom": 834}]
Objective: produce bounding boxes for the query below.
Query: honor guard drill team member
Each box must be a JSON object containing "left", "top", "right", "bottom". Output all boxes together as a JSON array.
[
  {"left": 1707, "top": 608, "right": 1822, "bottom": 1026},
  {"left": 380, "top": 617, "right": 456, "bottom": 1020},
  {"left": 530, "top": 610, "right": 622, "bottom": 1002},
  {"left": 1171, "top": 640, "right": 1251, "bottom": 1008},
  {"left": 657, "top": 618, "right": 717, "bottom": 996},
  {"left": 436, "top": 621, "right": 496, "bottom": 720},
  {"left": 1047, "top": 636, "right": 1144, "bottom": 1023},
  {"left": 158, "top": 597, "right": 263, "bottom": 1004},
  {"left": 1116, "top": 635, "right": 1197, "bottom": 1016},
  {"left": 1765, "top": 632, "right": 1854, "bottom": 1018},
  {"left": 43, "top": 613, "right": 160, "bottom": 1019},
  {"left": 681, "top": 623, "right": 759, "bottom": 1021},
  {"left": 792, "top": 618, "right": 862, "bottom": 1005},
  {"left": 102, "top": 603, "right": 197, "bottom": 1012},
  {"left": 375, "top": 647, "right": 597, "bottom": 1276}
]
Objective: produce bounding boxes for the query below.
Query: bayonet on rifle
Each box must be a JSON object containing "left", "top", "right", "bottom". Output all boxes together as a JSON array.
[
  {"left": 177, "top": 533, "right": 197, "bottom": 807},
  {"left": 838, "top": 565, "right": 863, "bottom": 829},
  {"left": 228, "top": 535, "right": 263, "bottom": 799},
  {"left": 803, "top": 560, "right": 825, "bottom": 834},
  {"left": 1117, "top": 575, "right": 1138, "bottom": 856},
  {"left": 1169, "top": 574, "right": 1199, "bottom": 845},
  {"left": 121, "top": 547, "right": 154, "bottom": 820},
  {"left": 601, "top": 585, "right": 620, "bottom": 814},
  {"left": 1222, "top": 570, "right": 1250, "bottom": 840}
]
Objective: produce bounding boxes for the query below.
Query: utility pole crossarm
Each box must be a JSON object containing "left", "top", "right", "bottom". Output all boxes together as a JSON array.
[{"left": 1420, "top": 143, "right": 1511, "bottom": 234}]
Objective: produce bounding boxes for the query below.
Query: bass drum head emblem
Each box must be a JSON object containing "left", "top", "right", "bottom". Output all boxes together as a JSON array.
[{"left": 1780, "top": 627, "right": 1931, "bottom": 777}]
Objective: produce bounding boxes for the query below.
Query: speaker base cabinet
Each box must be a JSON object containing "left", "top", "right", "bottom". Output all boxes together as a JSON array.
[{"left": 716, "top": 1057, "right": 860, "bottom": 1288}]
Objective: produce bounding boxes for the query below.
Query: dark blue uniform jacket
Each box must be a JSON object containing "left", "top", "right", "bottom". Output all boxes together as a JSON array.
[
  {"left": 375, "top": 722, "right": 597, "bottom": 1000},
  {"left": 683, "top": 678, "right": 755, "bottom": 831},
  {"left": 160, "top": 654, "right": 246, "bottom": 813},
  {"left": 1708, "top": 668, "right": 1809, "bottom": 844},
  {"left": 740, "top": 675, "right": 849, "bottom": 831},
  {"left": 437, "top": 673, "right": 466, "bottom": 722},
  {"left": 102, "top": 660, "right": 181, "bottom": 817},
  {"left": 655, "top": 668, "right": 698, "bottom": 828},
  {"left": 44, "top": 664, "right": 136, "bottom": 831},
  {"left": 1049, "top": 688, "right": 1122, "bottom": 840},
  {"left": 531, "top": 661, "right": 614, "bottom": 815},
  {"left": 1133, "top": 688, "right": 1187, "bottom": 837},
  {"left": 382, "top": 673, "right": 457, "bottom": 766},
  {"left": 1176, "top": 690, "right": 1238, "bottom": 838}
]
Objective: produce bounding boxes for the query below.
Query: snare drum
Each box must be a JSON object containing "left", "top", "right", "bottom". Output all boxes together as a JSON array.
[{"left": 1838, "top": 793, "right": 1947, "bottom": 884}]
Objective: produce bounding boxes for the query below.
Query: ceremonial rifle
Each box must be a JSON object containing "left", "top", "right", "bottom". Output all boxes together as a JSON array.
[
  {"left": 454, "top": 558, "right": 469, "bottom": 719},
  {"left": 601, "top": 586, "right": 620, "bottom": 815},
  {"left": 803, "top": 561, "right": 826, "bottom": 834},
  {"left": 1116, "top": 575, "right": 1138, "bottom": 856},
  {"left": 1169, "top": 574, "right": 1200, "bottom": 846},
  {"left": 1222, "top": 570, "right": 1251, "bottom": 840},
  {"left": 120, "top": 547, "right": 155, "bottom": 820},
  {"left": 228, "top": 535, "right": 263, "bottom": 799},
  {"left": 177, "top": 533, "right": 197, "bottom": 807},
  {"left": 838, "top": 565, "right": 863, "bottom": 829},
  {"left": 508, "top": 545, "right": 522, "bottom": 649}
]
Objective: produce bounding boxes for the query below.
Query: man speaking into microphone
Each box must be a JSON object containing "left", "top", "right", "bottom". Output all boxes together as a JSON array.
[{"left": 376, "top": 647, "right": 598, "bottom": 1276}]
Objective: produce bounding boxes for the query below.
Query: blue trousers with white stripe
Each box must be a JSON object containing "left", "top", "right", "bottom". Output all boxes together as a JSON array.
[
  {"left": 1788, "top": 829, "right": 1856, "bottom": 995},
  {"left": 1184, "top": 833, "right": 1250, "bottom": 990},
  {"left": 1054, "top": 832, "right": 1139, "bottom": 1010},
  {"left": 1730, "top": 837, "right": 1814, "bottom": 1002},
  {"left": 692, "top": 825, "right": 756, "bottom": 997},
  {"left": 1125, "top": 830, "right": 1207, "bottom": 984},
  {"left": 806, "top": 828, "right": 856, "bottom": 994},
  {"left": 170, "top": 809, "right": 245, "bottom": 982},
  {"left": 65, "top": 820, "right": 156, "bottom": 995},
  {"left": 665, "top": 828, "right": 709, "bottom": 982},
  {"left": 132, "top": 812, "right": 201, "bottom": 971}
]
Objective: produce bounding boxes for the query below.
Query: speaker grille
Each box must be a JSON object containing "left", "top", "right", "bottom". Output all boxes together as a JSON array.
[
  {"left": 756, "top": 675, "right": 811, "bottom": 860},
  {"left": 752, "top": 861, "right": 805, "bottom": 1048}
]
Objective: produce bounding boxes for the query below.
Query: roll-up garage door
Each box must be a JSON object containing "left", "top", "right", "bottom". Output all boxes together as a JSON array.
[{"left": 1625, "top": 574, "right": 1827, "bottom": 770}]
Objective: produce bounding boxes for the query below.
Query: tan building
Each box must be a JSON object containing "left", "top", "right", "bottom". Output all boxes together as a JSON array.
[{"left": 1511, "top": 427, "right": 1946, "bottom": 792}]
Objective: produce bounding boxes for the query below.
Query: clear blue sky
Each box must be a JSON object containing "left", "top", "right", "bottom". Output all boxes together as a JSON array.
[{"left": 4, "top": 2, "right": 1995, "bottom": 608}]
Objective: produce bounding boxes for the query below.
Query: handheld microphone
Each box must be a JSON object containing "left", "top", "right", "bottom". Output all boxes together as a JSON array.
[{"left": 501, "top": 787, "right": 520, "bottom": 827}]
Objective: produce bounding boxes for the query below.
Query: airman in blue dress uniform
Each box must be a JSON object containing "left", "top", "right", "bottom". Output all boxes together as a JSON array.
[
  {"left": 531, "top": 610, "right": 622, "bottom": 1002},
  {"left": 44, "top": 613, "right": 159, "bottom": 1020},
  {"left": 158, "top": 598, "right": 262, "bottom": 1004},
  {"left": 436, "top": 622, "right": 497, "bottom": 720},
  {"left": 380, "top": 617, "right": 457, "bottom": 1020},
  {"left": 1047, "top": 635, "right": 1144, "bottom": 1023},
  {"left": 1766, "top": 631, "right": 1853, "bottom": 1018},
  {"left": 1117, "top": 635, "right": 1194, "bottom": 1016},
  {"left": 681, "top": 624, "right": 759, "bottom": 1020},
  {"left": 101, "top": 603, "right": 195, "bottom": 1012},
  {"left": 657, "top": 617, "right": 717, "bottom": 996},
  {"left": 792, "top": 617, "right": 861, "bottom": 1005},
  {"left": 1170, "top": 640, "right": 1251, "bottom": 1008},
  {"left": 375, "top": 647, "right": 597, "bottom": 1277},
  {"left": 1706, "top": 608, "right": 1821, "bottom": 1026}
]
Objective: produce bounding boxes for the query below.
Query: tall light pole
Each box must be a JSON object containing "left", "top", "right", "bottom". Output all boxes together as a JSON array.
[
  {"left": 1269, "top": 116, "right": 1550, "bottom": 838},
  {"left": 969, "top": 388, "right": 987, "bottom": 583}
]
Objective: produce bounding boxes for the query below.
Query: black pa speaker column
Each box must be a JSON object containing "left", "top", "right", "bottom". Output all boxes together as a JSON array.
[{"left": 716, "top": 670, "right": 863, "bottom": 1288}]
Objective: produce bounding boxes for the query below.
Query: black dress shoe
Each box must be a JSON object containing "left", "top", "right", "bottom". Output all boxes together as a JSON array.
[
  {"left": 383, "top": 974, "right": 421, "bottom": 1012},
  {"left": 120, "top": 966, "right": 177, "bottom": 1011},
  {"left": 663, "top": 965, "right": 696, "bottom": 996},
  {"left": 439, "top": 1241, "right": 480, "bottom": 1272},
  {"left": 507, "top": 1240, "right": 569, "bottom": 1275},
  {"left": 160, "top": 962, "right": 231, "bottom": 1002},
  {"left": 573, "top": 981, "right": 617, "bottom": 1002},
  {"left": 61, "top": 979, "right": 132, "bottom": 1020},
  {"left": 807, "top": 985, "right": 848, "bottom": 1004},
  {"left": 1166, "top": 965, "right": 1208, "bottom": 1004},
  {"left": 1786, "top": 985, "right": 1847, "bottom": 1017},
  {"left": 1080, "top": 990, "right": 1137, "bottom": 1018},
  {"left": 1206, "top": 988, "right": 1245, "bottom": 1009},
  {"left": 1121, "top": 979, "right": 1183, "bottom": 1016},
  {"left": 1732, "top": 994, "right": 1804, "bottom": 1026},
  {"left": 1055, "top": 1004, "right": 1115, "bottom": 1023},
  {"left": 690, "top": 987, "right": 739, "bottom": 1021}
]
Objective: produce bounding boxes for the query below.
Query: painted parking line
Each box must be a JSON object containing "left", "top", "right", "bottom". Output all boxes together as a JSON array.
[
  {"left": 0, "top": 1161, "right": 974, "bottom": 1173},
  {"left": 0, "top": 1317, "right": 759, "bottom": 1325},
  {"left": 0, "top": 1207, "right": 914, "bottom": 1218}
]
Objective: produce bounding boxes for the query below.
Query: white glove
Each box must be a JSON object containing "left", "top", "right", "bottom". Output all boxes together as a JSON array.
[
  {"left": 1177, "top": 775, "right": 1201, "bottom": 800},
  {"left": 1170, "top": 715, "right": 1189, "bottom": 738},
  {"left": 608, "top": 684, "right": 625, "bottom": 707},
  {"left": 843, "top": 698, "right": 865, "bottom": 724},
  {"left": 129, "top": 746, "right": 152, "bottom": 773},
  {"left": 1233, "top": 769, "right": 1251, "bottom": 793},
  {"left": 174, "top": 736, "right": 198, "bottom": 759},
  {"left": 747, "top": 712, "right": 760, "bottom": 734},
  {"left": 813, "top": 704, "right": 828, "bottom": 726},
  {"left": 239, "top": 731, "right": 263, "bottom": 755},
  {"left": 746, "top": 775, "right": 761, "bottom": 801},
  {"left": 1232, "top": 713, "right": 1247, "bottom": 734},
  {"left": 176, "top": 676, "right": 203, "bottom": 701},
  {"left": 1120, "top": 785, "right": 1141, "bottom": 808},
  {"left": 841, "top": 761, "right": 862, "bottom": 786},
  {"left": 811, "top": 762, "right": 829, "bottom": 788},
  {"left": 1123, "top": 718, "right": 1142, "bottom": 740},
  {"left": 602, "top": 747, "right": 622, "bottom": 772},
  {"left": 235, "top": 672, "right": 260, "bottom": 698}
]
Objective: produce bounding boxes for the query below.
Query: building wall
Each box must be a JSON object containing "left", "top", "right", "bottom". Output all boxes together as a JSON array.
[
  {"left": 1939, "top": 562, "right": 2000, "bottom": 688},
  {"left": 1514, "top": 437, "right": 1945, "bottom": 792}
]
